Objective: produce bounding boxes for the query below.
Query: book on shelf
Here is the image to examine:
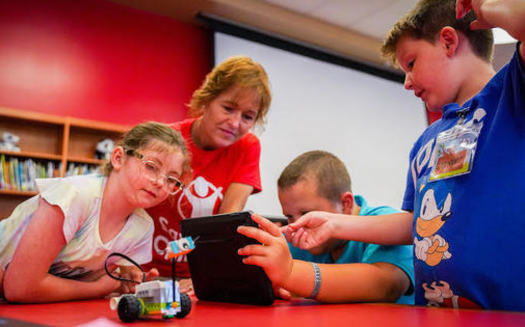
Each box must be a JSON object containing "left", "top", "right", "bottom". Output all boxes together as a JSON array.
[
  {"left": 0, "top": 155, "right": 70, "bottom": 192},
  {"left": 0, "top": 154, "right": 4, "bottom": 189},
  {"left": 65, "top": 162, "right": 100, "bottom": 177}
]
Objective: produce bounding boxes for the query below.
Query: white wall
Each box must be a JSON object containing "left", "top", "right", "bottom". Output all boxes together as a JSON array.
[{"left": 215, "top": 32, "right": 427, "bottom": 215}]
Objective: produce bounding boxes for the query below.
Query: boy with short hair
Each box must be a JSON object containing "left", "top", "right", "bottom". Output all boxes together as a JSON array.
[
  {"left": 238, "top": 151, "right": 414, "bottom": 304},
  {"left": 278, "top": 150, "right": 414, "bottom": 303},
  {"left": 283, "top": 0, "right": 525, "bottom": 310}
]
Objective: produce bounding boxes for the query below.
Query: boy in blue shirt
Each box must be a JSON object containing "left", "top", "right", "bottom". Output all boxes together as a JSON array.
[
  {"left": 283, "top": 0, "right": 525, "bottom": 311},
  {"left": 238, "top": 151, "right": 414, "bottom": 304}
]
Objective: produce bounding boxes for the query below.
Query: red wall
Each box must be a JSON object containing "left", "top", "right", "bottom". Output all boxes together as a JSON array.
[{"left": 0, "top": 0, "right": 211, "bottom": 125}]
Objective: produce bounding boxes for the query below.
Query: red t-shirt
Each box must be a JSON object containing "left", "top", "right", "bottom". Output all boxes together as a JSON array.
[{"left": 144, "top": 118, "right": 262, "bottom": 277}]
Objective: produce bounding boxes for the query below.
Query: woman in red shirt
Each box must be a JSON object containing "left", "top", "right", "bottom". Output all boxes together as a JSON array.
[{"left": 145, "top": 56, "right": 272, "bottom": 291}]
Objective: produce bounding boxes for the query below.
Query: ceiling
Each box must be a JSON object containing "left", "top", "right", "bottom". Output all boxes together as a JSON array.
[
  {"left": 259, "top": 0, "right": 416, "bottom": 41},
  {"left": 110, "top": 0, "right": 514, "bottom": 71},
  {"left": 110, "top": 0, "right": 413, "bottom": 69}
]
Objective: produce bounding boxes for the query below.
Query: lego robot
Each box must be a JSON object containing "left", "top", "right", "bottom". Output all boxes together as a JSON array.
[{"left": 107, "top": 237, "right": 196, "bottom": 322}]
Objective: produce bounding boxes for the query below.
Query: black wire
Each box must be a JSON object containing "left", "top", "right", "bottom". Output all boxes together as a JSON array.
[
  {"left": 104, "top": 252, "right": 145, "bottom": 284},
  {"left": 172, "top": 258, "right": 176, "bottom": 303}
]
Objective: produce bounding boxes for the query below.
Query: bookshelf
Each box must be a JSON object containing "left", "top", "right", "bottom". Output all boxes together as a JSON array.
[{"left": 0, "top": 107, "right": 130, "bottom": 219}]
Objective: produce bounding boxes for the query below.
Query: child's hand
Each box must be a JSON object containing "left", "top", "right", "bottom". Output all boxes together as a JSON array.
[
  {"left": 178, "top": 278, "right": 195, "bottom": 296},
  {"left": 96, "top": 273, "right": 122, "bottom": 296},
  {"left": 273, "top": 286, "right": 292, "bottom": 300},
  {"left": 117, "top": 266, "right": 159, "bottom": 294},
  {"left": 283, "top": 211, "right": 335, "bottom": 250},
  {"left": 456, "top": 0, "right": 493, "bottom": 30},
  {"left": 145, "top": 268, "right": 160, "bottom": 281},
  {"left": 456, "top": 0, "right": 474, "bottom": 20},
  {"left": 237, "top": 213, "right": 293, "bottom": 287},
  {"left": 457, "top": 0, "right": 525, "bottom": 58}
]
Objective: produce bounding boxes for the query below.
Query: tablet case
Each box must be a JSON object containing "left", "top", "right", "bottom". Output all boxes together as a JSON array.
[{"left": 180, "top": 211, "right": 275, "bottom": 305}]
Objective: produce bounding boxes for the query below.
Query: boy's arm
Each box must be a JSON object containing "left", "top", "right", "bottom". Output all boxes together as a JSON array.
[
  {"left": 237, "top": 214, "right": 410, "bottom": 303},
  {"left": 457, "top": 0, "right": 525, "bottom": 60},
  {"left": 282, "top": 261, "right": 410, "bottom": 303},
  {"left": 285, "top": 211, "right": 414, "bottom": 250},
  {"left": 4, "top": 197, "right": 120, "bottom": 303}
]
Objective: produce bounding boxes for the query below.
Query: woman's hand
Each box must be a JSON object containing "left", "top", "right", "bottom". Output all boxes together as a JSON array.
[{"left": 237, "top": 213, "right": 293, "bottom": 287}]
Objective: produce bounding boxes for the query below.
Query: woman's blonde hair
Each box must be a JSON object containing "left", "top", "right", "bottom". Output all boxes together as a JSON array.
[{"left": 189, "top": 56, "right": 271, "bottom": 127}]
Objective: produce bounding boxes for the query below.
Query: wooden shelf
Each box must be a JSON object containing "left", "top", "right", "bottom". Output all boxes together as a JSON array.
[
  {"left": 68, "top": 117, "right": 129, "bottom": 133},
  {"left": 0, "top": 189, "right": 38, "bottom": 196},
  {"left": 0, "top": 107, "right": 128, "bottom": 219},
  {"left": 0, "top": 107, "right": 64, "bottom": 125},
  {"left": 67, "top": 156, "right": 106, "bottom": 165},
  {"left": 0, "top": 150, "right": 62, "bottom": 161}
]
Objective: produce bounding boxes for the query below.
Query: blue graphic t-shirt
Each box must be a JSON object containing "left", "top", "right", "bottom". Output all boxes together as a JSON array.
[
  {"left": 289, "top": 195, "right": 415, "bottom": 304},
  {"left": 402, "top": 47, "right": 525, "bottom": 311}
]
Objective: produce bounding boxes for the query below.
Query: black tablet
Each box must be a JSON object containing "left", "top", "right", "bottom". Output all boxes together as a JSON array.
[{"left": 180, "top": 211, "right": 278, "bottom": 305}]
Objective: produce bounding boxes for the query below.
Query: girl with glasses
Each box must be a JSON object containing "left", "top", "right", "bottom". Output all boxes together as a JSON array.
[{"left": 0, "top": 121, "right": 189, "bottom": 303}]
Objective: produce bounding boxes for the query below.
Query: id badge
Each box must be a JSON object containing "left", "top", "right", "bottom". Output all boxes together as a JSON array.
[{"left": 429, "top": 121, "right": 481, "bottom": 181}]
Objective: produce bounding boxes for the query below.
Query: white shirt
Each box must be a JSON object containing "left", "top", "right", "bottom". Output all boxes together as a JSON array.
[{"left": 0, "top": 174, "right": 153, "bottom": 281}]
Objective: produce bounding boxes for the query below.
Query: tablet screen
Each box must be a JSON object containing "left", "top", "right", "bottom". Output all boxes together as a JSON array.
[{"left": 180, "top": 211, "right": 275, "bottom": 305}]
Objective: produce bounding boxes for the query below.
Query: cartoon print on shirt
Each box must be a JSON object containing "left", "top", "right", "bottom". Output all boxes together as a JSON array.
[
  {"left": 49, "top": 262, "right": 90, "bottom": 280},
  {"left": 177, "top": 176, "right": 224, "bottom": 219},
  {"left": 153, "top": 216, "right": 186, "bottom": 262},
  {"left": 414, "top": 189, "right": 452, "bottom": 266},
  {"left": 423, "top": 280, "right": 481, "bottom": 309},
  {"left": 150, "top": 177, "right": 224, "bottom": 264},
  {"left": 48, "top": 248, "right": 113, "bottom": 281}
]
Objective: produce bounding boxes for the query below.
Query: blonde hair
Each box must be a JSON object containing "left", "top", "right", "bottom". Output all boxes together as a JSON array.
[
  {"left": 189, "top": 56, "right": 271, "bottom": 127},
  {"left": 102, "top": 121, "right": 190, "bottom": 176},
  {"left": 381, "top": 0, "right": 493, "bottom": 66}
]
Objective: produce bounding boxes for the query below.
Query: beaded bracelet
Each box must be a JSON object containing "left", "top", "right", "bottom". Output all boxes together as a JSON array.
[{"left": 308, "top": 262, "right": 321, "bottom": 299}]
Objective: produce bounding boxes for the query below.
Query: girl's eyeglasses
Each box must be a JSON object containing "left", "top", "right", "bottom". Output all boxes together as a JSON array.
[{"left": 125, "top": 149, "right": 184, "bottom": 195}]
